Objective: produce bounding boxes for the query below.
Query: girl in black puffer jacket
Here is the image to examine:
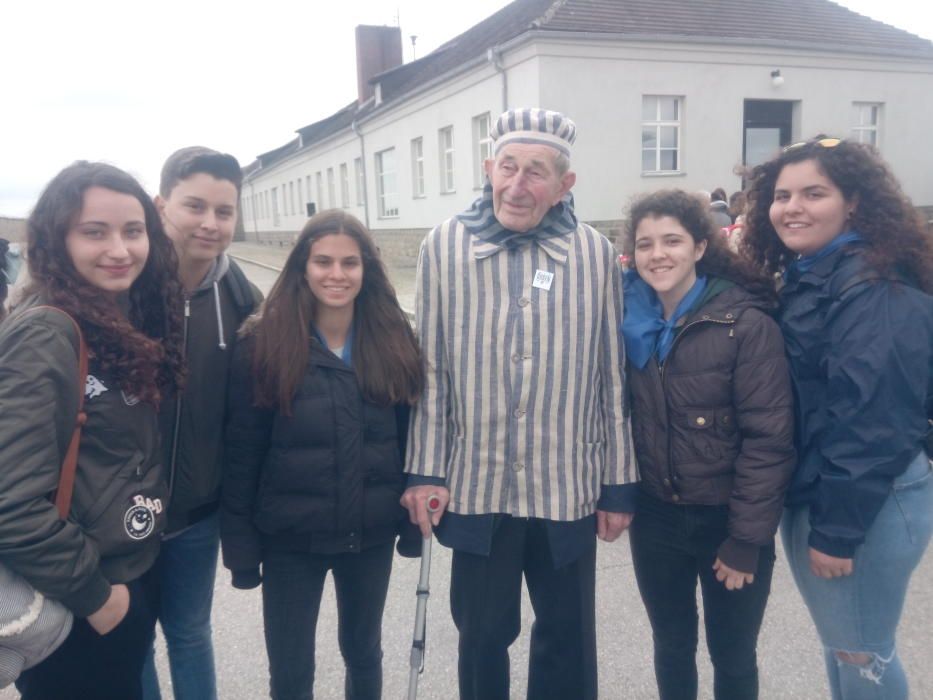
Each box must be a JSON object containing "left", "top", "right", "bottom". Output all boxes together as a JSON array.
[
  {"left": 221, "top": 210, "right": 423, "bottom": 700},
  {"left": 621, "top": 190, "right": 795, "bottom": 700}
]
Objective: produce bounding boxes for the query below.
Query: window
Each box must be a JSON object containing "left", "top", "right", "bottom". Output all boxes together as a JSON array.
[
  {"left": 375, "top": 148, "right": 399, "bottom": 218},
  {"left": 472, "top": 113, "right": 493, "bottom": 188},
  {"left": 411, "top": 137, "right": 425, "bottom": 198},
  {"left": 297, "top": 180, "right": 304, "bottom": 214},
  {"left": 354, "top": 157, "right": 365, "bottom": 206},
  {"left": 327, "top": 167, "right": 336, "bottom": 209},
  {"left": 271, "top": 187, "right": 280, "bottom": 226},
  {"left": 316, "top": 172, "right": 324, "bottom": 211},
  {"left": 289, "top": 181, "right": 295, "bottom": 215},
  {"left": 305, "top": 176, "right": 311, "bottom": 212},
  {"left": 340, "top": 163, "right": 349, "bottom": 208},
  {"left": 438, "top": 126, "right": 455, "bottom": 193},
  {"left": 852, "top": 102, "right": 881, "bottom": 146},
  {"left": 642, "top": 96, "right": 682, "bottom": 173}
]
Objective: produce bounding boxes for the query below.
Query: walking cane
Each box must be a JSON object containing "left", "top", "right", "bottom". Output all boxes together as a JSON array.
[{"left": 407, "top": 494, "right": 441, "bottom": 700}]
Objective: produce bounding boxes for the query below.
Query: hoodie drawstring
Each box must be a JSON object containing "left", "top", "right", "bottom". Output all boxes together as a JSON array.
[{"left": 212, "top": 281, "right": 227, "bottom": 350}]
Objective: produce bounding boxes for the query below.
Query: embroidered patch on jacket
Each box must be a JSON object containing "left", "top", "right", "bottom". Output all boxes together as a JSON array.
[
  {"left": 124, "top": 502, "right": 156, "bottom": 540},
  {"left": 85, "top": 375, "right": 107, "bottom": 399}
]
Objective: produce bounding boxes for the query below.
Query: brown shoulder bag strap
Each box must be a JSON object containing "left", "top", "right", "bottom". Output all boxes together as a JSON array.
[{"left": 24, "top": 305, "right": 89, "bottom": 519}]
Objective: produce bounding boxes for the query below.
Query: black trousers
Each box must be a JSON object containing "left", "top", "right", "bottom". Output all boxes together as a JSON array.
[
  {"left": 261, "top": 542, "right": 394, "bottom": 700},
  {"left": 16, "top": 573, "right": 159, "bottom": 700},
  {"left": 450, "top": 517, "right": 597, "bottom": 700},
  {"left": 630, "top": 492, "right": 775, "bottom": 700}
]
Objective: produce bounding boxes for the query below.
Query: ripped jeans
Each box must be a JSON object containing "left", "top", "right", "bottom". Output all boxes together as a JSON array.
[{"left": 781, "top": 451, "right": 933, "bottom": 699}]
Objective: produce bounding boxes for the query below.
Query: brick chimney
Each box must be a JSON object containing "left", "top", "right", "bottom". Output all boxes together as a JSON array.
[{"left": 355, "top": 25, "right": 403, "bottom": 104}]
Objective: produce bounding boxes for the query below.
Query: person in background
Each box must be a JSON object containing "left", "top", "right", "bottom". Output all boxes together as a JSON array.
[
  {"left": 1, "top": 161, "right": 184, "bottom": 699},
  {"left": 222, "top": 210, "right": 423, "bottom": 700},
  {"left": 143, "top": 147, "right": 262, "bottom": 700},
  {"left": 622, "top": 189, "right": 794, "bottom": 699},
  {"left": 400, "top": 108, "right": 637, "bottom": 700},
  {"left": 709, "top": 187, "right": 733, "bottom": 229},
  {"left": 743, "top": 137, "right": 933, "bottom": 699}
]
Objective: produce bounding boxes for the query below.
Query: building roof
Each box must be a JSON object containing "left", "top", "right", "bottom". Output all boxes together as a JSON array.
[
  {"left": 245, "top": 0, "right": 933, "bottom": 178},
  {"left": 375, "top": 0, "right": 933, "bottom": 106}
]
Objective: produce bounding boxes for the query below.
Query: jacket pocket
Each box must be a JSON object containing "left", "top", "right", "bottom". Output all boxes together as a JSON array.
[
  {"left": 684, "top": 409, "right": 721, "bottom": 463},
  {"left": 80, "top": 453, "right": 168, "bottom": 557}
]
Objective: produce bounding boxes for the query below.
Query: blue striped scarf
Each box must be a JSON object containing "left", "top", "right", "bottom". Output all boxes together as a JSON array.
[{"left": 457, "top": 181, "right": 578, "bottom": 257}]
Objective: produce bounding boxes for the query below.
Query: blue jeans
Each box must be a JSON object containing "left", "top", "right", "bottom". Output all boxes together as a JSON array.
[
  {"left": 781, "top": 452, "right": 933, "bottom": 700},
  {"left": 630, "top": 492, "right": 775, "bottom": 700},
  {"left": 142, "top": 511, "right": 220, "bottom": 700}
]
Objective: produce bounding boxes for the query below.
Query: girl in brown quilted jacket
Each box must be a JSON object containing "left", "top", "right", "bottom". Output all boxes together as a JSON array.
[{"left": 621, "top": 189, "right": 795, "bottom": 700}]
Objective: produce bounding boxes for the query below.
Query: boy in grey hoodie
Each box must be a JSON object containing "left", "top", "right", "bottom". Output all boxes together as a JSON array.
[{"left": 144, "top": 147, "right": 261, "bottom": 700}]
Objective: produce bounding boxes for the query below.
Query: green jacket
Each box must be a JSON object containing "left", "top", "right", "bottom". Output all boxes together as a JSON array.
[{"left": 0, "top": 304, "right": 166, "bottom": 617}]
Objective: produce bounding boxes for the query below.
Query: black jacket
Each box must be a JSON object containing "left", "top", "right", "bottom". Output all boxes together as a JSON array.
[
  {"left": 628, "top": 282, "right": 796, "bottom": 572},
  {"left": 221, "top": 333, "right": 410, "bottom": 587},
  {"left": 779, "top": 244, "right": 933, "bottom": 557},
  {"left": 159, "top": 257, "right": 262, "bottom": 533},
  {"left": 0, "top": 305, "right": 167, "bottom": 617}
]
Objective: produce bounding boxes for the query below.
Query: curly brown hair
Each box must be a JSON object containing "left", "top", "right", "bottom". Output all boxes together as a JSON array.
[
  {"left": 244, "top": 209, "right": 423, "bottom": 413},
  {"left": 625, "top": 189, "right": 774, "bottom": 299},
  {"left": 741, "top": 138, "right": 933, "bottom": 292},
  {"left": 25, "top": 161, "right": 185, "bottom": 403}
]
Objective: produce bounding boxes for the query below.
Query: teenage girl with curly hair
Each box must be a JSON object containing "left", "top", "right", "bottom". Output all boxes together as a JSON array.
[
  {"left": 743, "top": 138, "right": 933, "bottom": 699},
  {"left": 0, "top": 161, "right": 184, "bottom": 699},
  {"left": 622, "top": 189, "right": 795, "bottom": 699}
]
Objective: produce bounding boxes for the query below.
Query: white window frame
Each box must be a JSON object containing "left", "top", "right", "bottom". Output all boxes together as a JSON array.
[
  {"left": 354, "top": 158, "right": 365, "bottom": 206},
  {"left": 375, "top": 148, "right": 399, "bottom": 218},
  {"left": 438, "top": 126, "right": 455, "bottom": 193},
  {"left": 316, "top": 172, "right": 324, "bottom": 212},
  {"left": 327, "top": 167, "right": 336, "bottom": 209},
  {"left": 851, "top": 102, "right": 882, "bottom": 147},
  {"left": 289, "top": 181, "right": 295, "bottom": 216},
  {"left": 271, "top": 187, "right": 280, "bottom": 226},
  {"left": 472, "top": 113, "right": 493, "bottom": 188},
  {"left": 340, "top": 163, "right": 349, "bottom": 208},
  {"left": 411, "top": 137, "right": 425, "bottom": 198},
  {"left": 641, "top": 95, "right": 683, "bottom": 174}
]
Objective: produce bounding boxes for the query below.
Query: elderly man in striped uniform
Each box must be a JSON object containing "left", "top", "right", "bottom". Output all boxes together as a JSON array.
[{"left": 401, "top": 108, "right": 637, "bottom": 700}]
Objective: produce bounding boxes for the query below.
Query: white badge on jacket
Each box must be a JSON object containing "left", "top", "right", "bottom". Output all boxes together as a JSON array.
[{"left": 532, "top": 269, "right": 554, "bottom": 291}]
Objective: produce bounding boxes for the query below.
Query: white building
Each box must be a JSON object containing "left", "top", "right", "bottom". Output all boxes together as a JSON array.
[{"left": 240, "top": 0, "right": 933, "bottom": 252}]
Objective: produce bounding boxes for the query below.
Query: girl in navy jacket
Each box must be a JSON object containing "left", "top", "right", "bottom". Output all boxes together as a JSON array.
[{"left": 743, "top": 137, "right": 933, "bottom": 699}]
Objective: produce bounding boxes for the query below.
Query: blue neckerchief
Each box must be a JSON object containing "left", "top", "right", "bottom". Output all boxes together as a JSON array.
[
  {"left": 311, "top": 324, "right": 353, "bottom": 367},
  {"left": 788, "top": 230, "right": 862, "bottom": 277},
  {"left": 457, "top": 178, "right": 578, "bottom": 259},
  {"left": 622, "top": 270, "right": 707, "bottom": 369}
]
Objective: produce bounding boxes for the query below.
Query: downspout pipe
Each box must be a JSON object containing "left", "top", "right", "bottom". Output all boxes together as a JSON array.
[
  {"left": 352, "top": 118, "right": 371, "bottom": 229},
  {"left": 487, "top": 46, "right": 508, "bottom": 112}
]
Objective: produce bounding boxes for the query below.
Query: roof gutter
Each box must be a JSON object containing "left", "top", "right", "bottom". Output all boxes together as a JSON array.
[{"left": 487, "top": 45, "right": 508, "bottom": 112}]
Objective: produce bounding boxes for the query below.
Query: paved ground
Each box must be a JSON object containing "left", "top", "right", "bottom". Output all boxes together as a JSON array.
[{"left": 4, "top": 243, "right": 930, "bottom": 698}]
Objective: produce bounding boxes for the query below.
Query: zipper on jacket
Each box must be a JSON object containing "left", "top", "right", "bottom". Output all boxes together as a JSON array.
[
  {"left": 167, "top": 297, "right": 190, "bottom": 500},
  {"left": 660, "top": 316, "right": 736, "bottom": 493}
]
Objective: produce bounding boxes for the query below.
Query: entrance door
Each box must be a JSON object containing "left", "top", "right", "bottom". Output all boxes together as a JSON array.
[{"left": 743, "top": 100, "right": 794, "bottom": 168}]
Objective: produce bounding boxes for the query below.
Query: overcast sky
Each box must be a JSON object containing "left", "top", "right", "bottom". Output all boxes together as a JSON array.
[{"left": 2, "top": 0, "right": 931, "bottom": 218}]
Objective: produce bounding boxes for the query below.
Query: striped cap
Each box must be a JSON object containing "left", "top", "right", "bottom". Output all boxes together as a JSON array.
[{"left": 490, "top": 108, "right": 576, "bottom": 158}]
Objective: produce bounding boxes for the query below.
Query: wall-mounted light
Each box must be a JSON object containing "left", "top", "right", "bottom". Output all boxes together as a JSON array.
[{"left": 771, "top": 69, "right": 785, "bottom": 87}]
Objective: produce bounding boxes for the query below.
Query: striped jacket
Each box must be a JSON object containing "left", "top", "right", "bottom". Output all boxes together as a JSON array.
[{"left": 406, "top": 217, "right": 637, "bottom": 521}]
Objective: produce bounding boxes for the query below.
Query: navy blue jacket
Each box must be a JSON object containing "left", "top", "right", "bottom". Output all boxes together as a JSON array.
[{"left": 779, "top": 243, "right": 932, "bottom": 557}]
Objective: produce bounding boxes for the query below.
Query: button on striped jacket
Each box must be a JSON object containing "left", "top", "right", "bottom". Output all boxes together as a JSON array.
[{"left": 406, "top": 218, "right": 637, "bottom": 521}]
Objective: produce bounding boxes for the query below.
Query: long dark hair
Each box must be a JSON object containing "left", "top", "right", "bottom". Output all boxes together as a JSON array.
[
  {"left": 245, "top": 209, "right": 423, "bottom": 413},
  {"left": 741, "top": 138, "right": 933, "bottom": 292},
  {"left": 24, "top": 161, "right": 185, "bottom": 403},
  {"left": 625, "top": 189, "right": 774, "bottom": 298}
]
